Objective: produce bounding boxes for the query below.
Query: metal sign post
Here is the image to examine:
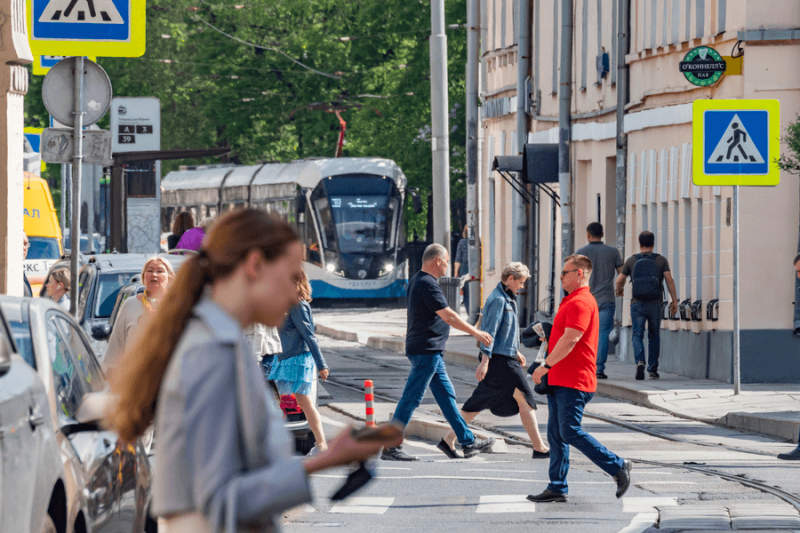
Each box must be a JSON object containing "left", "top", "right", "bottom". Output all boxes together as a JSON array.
[
  {"left": 69, "top": 56, "right": 85, "bottom": 316},
  {"left": 733, "top": 185, "right": 740, "bottom": 394}
]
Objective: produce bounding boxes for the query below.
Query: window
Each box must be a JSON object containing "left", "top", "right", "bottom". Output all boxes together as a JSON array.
[
  {"left": 47, "top": 314, "right": 105, "bottom": 421},
  {"left": 94, "top": 272, "right": 139, "bottom": 319},
  {"left": 26, "top": 237, "right": 61, "bottom": 260},
  {"left": 489, "top": 180, "right": 496, "bottom": 269},
  {"left": 8, "top": 319, "right": 35, "bottom": 369},
  {"left": 77, "top": 268, "right": 95, "bottom": 320}
]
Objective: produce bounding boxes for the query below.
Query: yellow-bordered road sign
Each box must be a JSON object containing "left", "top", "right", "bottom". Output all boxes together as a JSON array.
[
  {"left": 692, "top": 99, "right": 781, "bottom": 186},
  {"left": 32, "top": 55, "right": 97, "bottom": 75},
  {"left": 24, "top": 127, "right": 46, "bottom": 172},
  {"left": 27, "top": 0, "right": 146, "bottom": 57}
]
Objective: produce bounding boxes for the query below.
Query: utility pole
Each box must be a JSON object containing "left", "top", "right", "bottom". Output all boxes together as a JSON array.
[
  {"left": 512, "top": 0, "right": 530, "bottom": 265},
  {"left": 615, "top": 0, "right": 631, "bottom": 360},
  {"left": 466, "top": 0, "right": 480, "bottom": 322},
  {"left": 431, "top": 0, "right": 451, "bottom": 256},
  {"left": 558, "top": 0, "right": 574, "bottom": 260},
  {"left": 69, "top": 57, "right": 85, "bottom": 316}
]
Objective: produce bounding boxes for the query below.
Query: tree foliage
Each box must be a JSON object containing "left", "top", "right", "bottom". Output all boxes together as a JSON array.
[
  {"left": 24, "top": 0, "right": 468, "bottom": 236},
  {"left": 778, "top": 114, "right": 800, "bottom": 175}
]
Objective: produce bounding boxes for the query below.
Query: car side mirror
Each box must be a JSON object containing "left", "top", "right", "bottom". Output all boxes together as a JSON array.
[{"left": 91, "top": 324, "right": 111, "bottom": 340}]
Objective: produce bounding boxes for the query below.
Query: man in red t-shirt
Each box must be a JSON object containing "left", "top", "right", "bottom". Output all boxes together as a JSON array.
[{"left": 528, "top": 254, "right": 631, "bottom": 503}]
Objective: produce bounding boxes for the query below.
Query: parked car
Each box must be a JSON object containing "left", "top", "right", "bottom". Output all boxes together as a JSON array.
[
  {"left": 63, "top": 229, "right": 104, "bottom": 254},
  {"left": 1, "top": 296, "right": 157, "bottom": 533},
  {"left": 0, "top": 296, "right": 64, "bottom": 533}
]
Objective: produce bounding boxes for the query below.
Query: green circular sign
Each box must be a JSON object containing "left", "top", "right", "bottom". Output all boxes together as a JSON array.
[{"left": 679, "top": 46, "right": 726, "bottom": 87}]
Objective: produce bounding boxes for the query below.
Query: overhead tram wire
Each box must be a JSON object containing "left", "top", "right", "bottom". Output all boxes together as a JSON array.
[{"left": 191, "top": 15, "right": 342, "bottom": 79}]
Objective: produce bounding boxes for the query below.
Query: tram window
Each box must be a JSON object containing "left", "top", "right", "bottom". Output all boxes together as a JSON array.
[{"left": 314, "top": 198, "right": 337, "bottom": 250}]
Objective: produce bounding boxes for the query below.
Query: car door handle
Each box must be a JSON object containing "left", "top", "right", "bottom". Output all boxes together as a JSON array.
[{"left": 29, "top": 410, "right": 44, "bottom": 430}]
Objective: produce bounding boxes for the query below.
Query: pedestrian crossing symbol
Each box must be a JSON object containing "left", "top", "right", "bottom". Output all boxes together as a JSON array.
[
  {"left": 27, "top": 0, "right": 146, "bottom": 57},
  {"left": 692, "top": 99, "right": 781, "bottom": 186}
]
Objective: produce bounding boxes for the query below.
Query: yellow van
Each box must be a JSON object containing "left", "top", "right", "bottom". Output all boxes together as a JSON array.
[{"left": 23, "top": 173, "right": 62, "bottom": 294}]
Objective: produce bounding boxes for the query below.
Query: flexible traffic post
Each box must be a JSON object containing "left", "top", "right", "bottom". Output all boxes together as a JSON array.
[{"left": 364, "top": 380, "right": 375, "bottom": 426}]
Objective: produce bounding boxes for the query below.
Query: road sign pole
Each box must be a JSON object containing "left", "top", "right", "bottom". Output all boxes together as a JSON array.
[
  {"left": 733, "top": 185, "right": 740, "bottom": 394},
  {"left": 69, "top": 56, "right": 85, "bottom": 317}
]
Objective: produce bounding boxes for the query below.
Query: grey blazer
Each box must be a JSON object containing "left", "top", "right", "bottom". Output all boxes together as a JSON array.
[{"left": 152, "top": 299, "right": 312, "bottom": 532}]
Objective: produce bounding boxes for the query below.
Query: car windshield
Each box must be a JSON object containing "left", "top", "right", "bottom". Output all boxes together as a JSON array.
[
  {"left": 328, "top": 195, "right": 392, "bottom": 254},
  {"left": 64, "top": 235, "right": 100, "bottom": 253},
  {"left": 27, "top": 237, "right": 60, "bottom": 259},
  {"left": 95, "top": 272, "right": 139, "bottom": 319},
  {"left": 8, "top": 320, "right": 35, "bottom": 369}
]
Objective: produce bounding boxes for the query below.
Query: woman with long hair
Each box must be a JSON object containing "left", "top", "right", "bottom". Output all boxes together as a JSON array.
[
  {"left": 45, "top": 267, "right": 71, "bottom": 310},
  {"left": 106, "top": 209, "right": 398, "bottom": 532},
  {"left": 270, "top": 271, "right": 329, "bottom": 453},
  {"left": 168, "top": 211, "right": 195, "bottom": 250},
  {"left": 103, "top": 256, "right": 175, "bottom": 373}
]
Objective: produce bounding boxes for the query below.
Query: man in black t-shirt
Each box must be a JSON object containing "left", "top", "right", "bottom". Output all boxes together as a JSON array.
[
  {"left": 383, "top": 243, "right": 496, "bottom": 461},
  {"left": 615, "top": 231, "right": 678, "bottom": 381}
]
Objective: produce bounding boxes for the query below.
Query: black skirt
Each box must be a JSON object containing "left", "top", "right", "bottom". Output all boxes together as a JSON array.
[{"left": 462, "top": 354, "right": 537, "bottom": 417}]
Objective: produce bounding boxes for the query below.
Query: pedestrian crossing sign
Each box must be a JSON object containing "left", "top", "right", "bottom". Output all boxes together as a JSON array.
[
  {"left": 692, "top": 99, "right": 781, "bottom": 186},
  {"left": 27, "top": 0, "right": 146, "bottom": 57}
]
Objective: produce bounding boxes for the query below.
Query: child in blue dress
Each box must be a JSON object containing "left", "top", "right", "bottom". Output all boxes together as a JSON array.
[{"left": 270, "top": 270, "right": 330, "bottom": 452}]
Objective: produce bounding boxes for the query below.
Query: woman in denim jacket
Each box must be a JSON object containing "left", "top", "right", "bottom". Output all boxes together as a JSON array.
[
  {"left": 443, "top": 262, "right": 549, "bottom": 458},
  {"left": 270, "top": 270, "right": 329, "bottom": 453}
]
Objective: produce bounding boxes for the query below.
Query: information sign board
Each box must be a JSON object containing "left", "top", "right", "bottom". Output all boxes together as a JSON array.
[{"left": 110, "top": 97, "right": 161, "bottom": 152}]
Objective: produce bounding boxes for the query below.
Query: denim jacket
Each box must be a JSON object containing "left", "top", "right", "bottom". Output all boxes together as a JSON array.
[
  {"left": 277, "top": 301, "right": 328, "bottom": 370},
  {"left": 480, "top": 282, "right": 519, "bottom": 358}
]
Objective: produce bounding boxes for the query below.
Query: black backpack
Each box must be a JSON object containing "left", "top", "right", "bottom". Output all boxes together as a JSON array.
[{"left": 630, "top": 253, "right": 663, "bottom": 301}]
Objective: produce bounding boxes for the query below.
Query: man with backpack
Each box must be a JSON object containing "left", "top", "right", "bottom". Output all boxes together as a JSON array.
[{"left": 615, "top": 231, "right": 678, "bottom": 380}]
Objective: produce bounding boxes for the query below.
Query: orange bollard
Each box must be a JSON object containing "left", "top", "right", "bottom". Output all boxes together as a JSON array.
[{"left": 364, "top": 380, "right": 375, "bottom": 426}]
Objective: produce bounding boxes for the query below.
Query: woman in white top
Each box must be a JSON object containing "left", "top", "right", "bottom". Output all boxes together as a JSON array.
[{"left": 103, "top": 256, "right": 175, "bottom": 374}]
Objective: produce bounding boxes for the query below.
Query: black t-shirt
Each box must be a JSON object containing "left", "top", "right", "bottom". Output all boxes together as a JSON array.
[
  {"left": 406, "top": 271, "right": 450, "bottom": 355},
  {"left": 621, "top": 251, "right": 671, "bottom": 303}
]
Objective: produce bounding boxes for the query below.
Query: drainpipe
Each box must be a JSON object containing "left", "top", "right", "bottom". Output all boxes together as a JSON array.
[
  {"left": 466, "top": 0, "right": 481, "bottom": 323},
  {"left": 614, "top": 0, "right": 631, "bottom": 359},
  {"left": 513, "top": 0, "right": 531, "bottom": 266},
  {"left": 516, "top": 0, "right": 531, "bottom": 320},
  {"left": 430, "top": 0, "right": 451, "bottom": 255},
  {"left": 558, "top": 0, "right": 574, "bottom": 261}
]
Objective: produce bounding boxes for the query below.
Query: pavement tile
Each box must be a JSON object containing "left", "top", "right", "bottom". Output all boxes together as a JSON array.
[
  {"left": 658, "top": 504, "right": 731, "bottom": 530},
  {"left": 729, "top": 503, "right": 800, "bottom": 529}
]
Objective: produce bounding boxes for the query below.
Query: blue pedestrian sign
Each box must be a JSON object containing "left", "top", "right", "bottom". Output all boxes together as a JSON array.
[
  {"left": 692, "top": 99, "right": 781, "bottom": 186},
  {"left": 32, "top": 55, "right": 96, "bottom": 75},
  {"left": 24, "top": 127, "right": 46, "bottom": 172},
  {"left": 27, "top": 0, "right": 146, "bottom": 57}
]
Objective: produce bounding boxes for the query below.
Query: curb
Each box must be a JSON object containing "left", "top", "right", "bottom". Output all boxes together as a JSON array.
[{"left": 316, "top": 323, "right": 800, "bottom": 444}]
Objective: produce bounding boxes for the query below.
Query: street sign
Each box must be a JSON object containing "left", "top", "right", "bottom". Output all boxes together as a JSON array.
[
  {"left": 42, "top": 128, "right": 113, "bottom": 166},
  {"left": 33, "top": 55, "right": 96, "bottom": 75},
  {"left": 680, "top": 46, "right": 726, "bottom": 87},
  {"left": 24, "top": 127, "right": 46, "bottom": 172},
  {"left": 42, "top": 58, "right": 112, "bottom": 127},
  {"left": 27, "top": 0, "right": 146, "bottom": 57},
  {"left": 110, "top": 97, "right": 161, "bottom": 152},
  {"left": 692, "top": 99, "right": 781, "bottom": 186}
]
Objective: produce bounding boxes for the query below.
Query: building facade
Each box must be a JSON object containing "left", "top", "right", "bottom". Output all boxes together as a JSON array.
[{"left": 479, "top": 0, "right": 800, "bottom": 382}]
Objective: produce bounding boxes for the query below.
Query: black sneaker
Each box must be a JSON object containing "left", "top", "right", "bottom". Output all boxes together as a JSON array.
[
  {"left": 614, "top": 459, "right": 632, "bottom": 498},
  {"left": 649, "top": 370, "right": 660, "bottom": 379},
  {"left": 596, "top": 372, "right": 608, "bottom": 379},
  {"left": 635, "top": 363, "right": 645, "bottom": 381},
  {"left": 381, "top": 446, "right": 419, "bottom": 462},
  {"left": 778, "top": 447, "right": 800, "bottom": 460},
  {"left": 527, "top": 489, "right": 568, "bottom": 503},
  {"left": 462, "top": 437, "right": 495, "bottom": 458},
  {"left": 436, "top": 439, "right": 461, "bottom": 459},
  {"left": 532, "top": 449, "right": 550, "bottom": 459}
]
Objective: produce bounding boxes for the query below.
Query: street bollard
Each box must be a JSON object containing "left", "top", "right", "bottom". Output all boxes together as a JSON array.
[{"left": 364, "top": 380, "right": 375, "bottom": 426}]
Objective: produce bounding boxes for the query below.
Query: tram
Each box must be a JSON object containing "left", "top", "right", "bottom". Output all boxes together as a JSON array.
[{"left": 161, "top": 157, "right": 409, "bottom": 299}]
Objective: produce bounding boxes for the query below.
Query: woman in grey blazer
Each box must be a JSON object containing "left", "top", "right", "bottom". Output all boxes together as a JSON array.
[{"left": 107, "top": 210, "right": 400, "bottom": 533}]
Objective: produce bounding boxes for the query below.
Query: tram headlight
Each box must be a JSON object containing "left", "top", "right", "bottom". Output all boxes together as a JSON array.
[
  {"left": 379, "top": 263, "right": 395, "bottom": 277},
  {"left": 325, "top": 263, "right": 336, "bottom": 273}
]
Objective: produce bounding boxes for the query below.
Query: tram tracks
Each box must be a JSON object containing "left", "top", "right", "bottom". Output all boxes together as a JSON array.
[{"left": 321, "top": 347, "right": 800, "bottom": 511}]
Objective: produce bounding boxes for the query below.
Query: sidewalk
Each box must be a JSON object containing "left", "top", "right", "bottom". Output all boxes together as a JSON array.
[{"left": 314, "top": 308, "right": 800, "bottom": 444}]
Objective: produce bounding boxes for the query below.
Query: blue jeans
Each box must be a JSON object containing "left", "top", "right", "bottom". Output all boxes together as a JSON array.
[
  {"left": 392, "top": 352, "right": 475, "bottom": 446},
  {"left": 631, "top": 300, "right": 663, "bottom": 372},
  {"left": 260, "top": 355, "right": 275, "bottom": 384},
  {"left": 596, "top": 302, "right": 616, "bottom": 373},
  {"left": 546, "top": 387, "right": 624, "bottom": 494}
]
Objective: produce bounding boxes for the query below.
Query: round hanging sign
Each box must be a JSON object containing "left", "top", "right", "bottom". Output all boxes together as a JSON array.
[{"left": 679, "top": 46, "right": 726, "bottom": 87}]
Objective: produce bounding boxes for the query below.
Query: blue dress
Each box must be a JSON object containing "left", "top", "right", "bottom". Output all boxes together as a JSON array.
[{"left": 269, "top": 301, "right": 328, "bottom": 396}]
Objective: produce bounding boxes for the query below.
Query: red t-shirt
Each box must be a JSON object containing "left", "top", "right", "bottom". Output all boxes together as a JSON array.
[{"left": 547, "top": 286, "right": 599, "bottom": 393}]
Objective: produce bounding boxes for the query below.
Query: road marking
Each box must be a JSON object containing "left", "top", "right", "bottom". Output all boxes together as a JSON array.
[
  {"left": 617, "top": 512, "right": 658, "bottom": 533},
  {"left": 319, "top": 414, "right": 348, "bottom": 427},
  {"left": 623, "top": 497, "right": 678, "bottom": 513},
  {"left": 374, "top": 467, "right": 412, "bottom": 470},
  {"left": 462, "top": 469, "right": 541, "bottom": 473},
  {"left": 476, "top": 495, "right": 535, "bottom": 514},
  {"left": 329, "top": 497, "right": 394, "bottom": 514}
]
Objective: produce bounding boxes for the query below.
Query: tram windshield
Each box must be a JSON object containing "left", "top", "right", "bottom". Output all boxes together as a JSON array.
[{"left": 314, "top": 175, "right": 400, "bottom": 255}]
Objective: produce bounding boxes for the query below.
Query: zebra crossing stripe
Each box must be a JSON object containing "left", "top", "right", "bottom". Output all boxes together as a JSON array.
[
  {"left": 622, "top": 496, "right": 678, "bottom": 513},
  {"left": 476, "top": 495, "right": 535, "bottom": 514},
  {"left": 617, "top": 512, "right": 658, "bottom": 533}
]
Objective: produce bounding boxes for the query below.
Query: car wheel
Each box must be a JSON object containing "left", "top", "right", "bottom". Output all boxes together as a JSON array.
[
  {"left": 295, "top": 431, "right": 316, "bottom": 455},
  {"left": 40, "top": 514, "right": 57, "bottom": 533}
]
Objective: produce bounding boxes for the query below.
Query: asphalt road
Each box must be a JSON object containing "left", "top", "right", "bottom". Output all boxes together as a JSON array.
[{"left": 283, "top": 335, "right": 800, "bottom": 533}]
